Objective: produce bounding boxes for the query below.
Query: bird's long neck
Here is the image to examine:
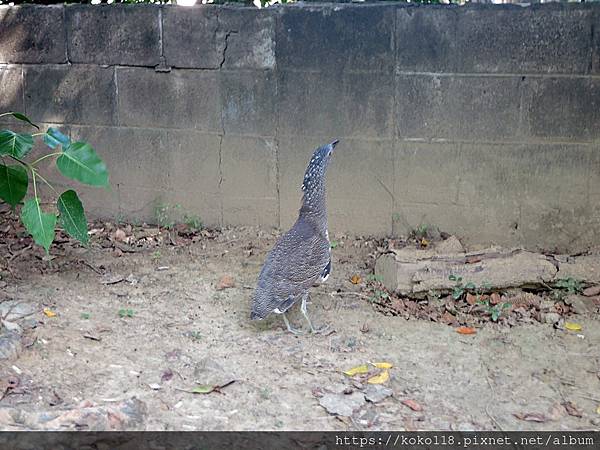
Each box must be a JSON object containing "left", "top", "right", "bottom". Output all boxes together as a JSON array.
[{"left": 300, "top": 181, "right": 328, "bottom": 230}]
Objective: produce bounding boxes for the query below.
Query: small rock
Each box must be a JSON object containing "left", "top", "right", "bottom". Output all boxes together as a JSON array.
[
  {"left": 583, "top": 285, "right": 600, "bottom": 297},
  {"left": 0, "top": 332, "right": 23, "bottom": 360},
  {"left": 565, "top": 295, "right": 594, "bottom": 315},
  {"left": 364, "top": 384, "right": 393, "bottom": 403},
  {"left": 319, "top": 392, "right": 365, "bottom": 417},
  {"left": 148, "top": 383, "right": 161, "bottom": 390},
  {"left": 540, "top": 300, "right": 556, "bottom": 311},
  {"left": 112, "top": 229, "right": 127, "bottom": 242},
  {"left": 1, "top": 320, "right": 22, "bottom": 334},
  {"left": 542, "top": 312, "right": 561, "bottom": 324},
  {"left": 0, "top": 301, "right": 35, "bottom": 322},
  {"left": 216, "top": 275, "right": 235, "bottom": 291},
  {"left": 435, "top": 235, "right": 464, "bottom": 254}
]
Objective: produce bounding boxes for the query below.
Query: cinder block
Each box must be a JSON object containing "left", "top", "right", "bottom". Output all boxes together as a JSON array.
[
  {"left": 71, "top": 126, "right": 221, "bottom": 226},
  {"left": 25, "top": 65, "right": 115, "bottom": 126},
  {"left": 459, "top": 143, "right": 592, "bottom": 211},
  {"left": 279, "top": 136, "right": 393, "bottom": 235},
  {"left": 218, "top": 7, "right": 275, "bottom": 70},
  {"left": 162, "top": 5, "right": 220, "bottom": 69},
  {"left": 116, "top": 68, "right": 220, "bottom": 131},
  {"left": 523, "top": 77, "right": 600, "bottom": 141},
  {"left": 397, "top": 5, "right": 593, "bottom": 74},
  {"left": 396, "top": 75, "right": 522, "bottom": 141},
  {"left": 396, "top": 7, "right": 457, "bottom": 73},
  {"left": 66, "top": 4, "right": 160, "bottom": 66},
  {"left": 167, "top": 129, "right": 221, "bottom": 227},
  {"left": 277, "top": 5, "right": 394, "bottom": 73},
  {"left": 221, "top": 135, "right": 278, "bottom": 227},
  {"left": 455, "top": 6, "right": 592, "bottom": 74},
  {"left": 0, "top": 5, "right": 66, "bottom": 63},
  {"left": 0, "top": 67, "right": 24, "bottom": 117},
  {"left": 278, "top": 70, "right": 393, "bottom": 139},
  {"left": 394, "top": 142, "right": 461, "bottom": 207},
  {"left": 221, "top": 70, "right": 276, "bottom": 136},
  {"left": 392, "top": 203, "right": 520, "bottom": 248}
]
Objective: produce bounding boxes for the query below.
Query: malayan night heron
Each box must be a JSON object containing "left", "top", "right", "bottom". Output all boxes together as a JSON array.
[{"left": 250, "top": 140, "right": 339, "bottom": 334}]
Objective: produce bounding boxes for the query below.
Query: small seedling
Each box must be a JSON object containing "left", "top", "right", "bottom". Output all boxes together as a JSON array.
[
  {"left": 330, "top": 240, "right": 338, "bottom": 249},
  {"left": 370, "top": 289, "right": 390, "bottom": 302},
  {"left": 184, "top": 214, "right": 203, "bottom": 231},
  {"left": 80, "top": 312, "right": 90, "bottom": 320},
  {"left": 0, "top": 111, "right": 109, "bottom": 254},
  {"left": 448, "top": 274, "right": 475, "bottom": 300},
  {"left": 188, "top": 331, "right": 202, "bottom": 341},
  {"left": 118, "top": 308, "right": 135, "bottom": 318},
  {"left": 555, "top": 277, "right": 583, "bottom": 295},
  {"left": 366, "top": 274, "right": 384, "bottom": 283},
  {"left": 151, "top": 250, "right": 162, "bottom": 261}
]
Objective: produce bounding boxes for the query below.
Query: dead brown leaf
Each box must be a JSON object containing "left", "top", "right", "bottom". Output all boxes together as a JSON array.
[
  {"left": 456, "top": 326, "right": 477, "bottom": 335},
  {"left": 350, "top": 274, "right": 361, "bottom": 285},
  {"left": 513, "top": 412, "right": 549, "bottom": 423},
  {"left": 562, "top": 401, "right": 583, "bottom": 418},
  {"left": 401, "top": 399, "right": 423, "bottom": 412},
  {"left": 216, "top": 275, "right": 235, "bottom": 291}
]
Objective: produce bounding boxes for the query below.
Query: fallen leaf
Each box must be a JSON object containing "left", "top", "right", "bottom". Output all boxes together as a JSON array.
[
  {"left": 343, "top": 364, "right": 370, "bottom": 376},
  {"left": 161, "top": 369, "right": 174, "bottom": 382},
  {"left": 191, "top": 379, "right": 236, "bottom": 394},
  {"left": 112, "top": 229, "right": 127, "bottom": 242},
  {"left": 367, "top": 370, "right": 389, "bottom": 384},
  {"left": 216, "top": 275, "right": 235, "bottom": 291},
  {"left": 466, "top": 293, "right": 477, "bottom": 305},
  {"left": 420, "top": 238, "right": 429, "bottom": 247},
  {"left": 456, "top": 326, "right": 476, "bottom": 335},
  {"left": 490, "top": 293, "right": 501, "bottom": 305},
  {"left": 43, "top": 308, "right": 57, "bottom": 318},
  {"left": 513, "top": 412, "right": 549, "bottom": 423},
  {"left": 350, "top": 274, "right": 361, "bottom": 285},
  {"left": 372, "top": 362, "right": 393, "bottom": 369},
  {"left": 401, "top": 399, "right": 423, "bottom": 412},
  {"left": 596, "top": 405, "right": 600, "bottom": 415},
  {"left": 563, "top": 401, "right": 583, "bottom": 418},
  {"left": 565, "top": 322, "right": 582, "bottom": 332}
]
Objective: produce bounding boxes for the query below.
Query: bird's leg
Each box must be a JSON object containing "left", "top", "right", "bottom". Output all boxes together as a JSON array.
[
  {"left": 300, "top": 293, "right": 329, "bottom": 334},
  {"left": 282, "top": 312, "right": 305, "bottom": 335}
]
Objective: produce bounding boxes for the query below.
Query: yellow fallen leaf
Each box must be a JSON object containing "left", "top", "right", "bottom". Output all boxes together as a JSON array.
[
  {"left": 420, "top": 238, "right": 429, "bottom": 247},
  {"left": 367, "top": 369, "right": 390, "bottom": 384},
  {"left": 343, "top": 364, "right": 369, "bottom": 376},
  {"left": 596, "top": 405, "right": 600, "bottom": 415},
  {"left": 43, "top": 308, "right": 56, "bottom": 318},
  {"left": 565, "top": 322, "right": 582, "bottom": 332},
  {"left": 350, "top": 274, "right": 361, "bottom": 285},
  {"left": 372, "top": 362, "right": 393, "bottom": 369}
]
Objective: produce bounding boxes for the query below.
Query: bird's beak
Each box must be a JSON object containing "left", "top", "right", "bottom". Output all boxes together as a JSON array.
[{"left": 330, "top": 139, "right": 340, "bottom": 149}]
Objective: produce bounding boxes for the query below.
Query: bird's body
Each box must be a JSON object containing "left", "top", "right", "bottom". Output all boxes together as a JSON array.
[{"left": 251, "top": 140, "right": 339, "bottom": 333}]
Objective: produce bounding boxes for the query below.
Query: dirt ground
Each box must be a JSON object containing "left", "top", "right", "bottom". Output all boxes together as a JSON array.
[{"left": 0, "top": 217, "right": 599, "bottom": 431}]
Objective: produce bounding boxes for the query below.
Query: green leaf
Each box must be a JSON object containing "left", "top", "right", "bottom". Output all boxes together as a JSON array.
[
  {"left": 464, "top": 282, "right": 476, "bottom": 290},
  {"left": 191, "top": 385, "right": 215, "bottom": 394},
  {"left": 56, "top": 142, "right": 108, "bottom": 187},
  {"left": 448, "top": 274, "right": 457, "bottom": 281},
  {"left": 0, "top": 164, "right": 28, "bottom": 207},
  {"left": 0, "top": 130, "right": 34, "bottom": 158},
  {"left": 43, "top": 127, "right": 70, "bottom": 149},
  {"left": 20, "top": 197, "right": 57, "bottom": 253},
  {"left": 57, "top": 190, "right": 88, "bottom": 245},
  {"left": 2, "top": 112, "right": 39, "bottom": 129}
]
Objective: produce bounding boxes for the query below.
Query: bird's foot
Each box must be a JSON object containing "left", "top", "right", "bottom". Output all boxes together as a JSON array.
[
  {"left": 309, "top": 322, "right": 330, "bottom": 334},
  {"left": 282, "top": 313, "right": 306, "bottom": 335}
]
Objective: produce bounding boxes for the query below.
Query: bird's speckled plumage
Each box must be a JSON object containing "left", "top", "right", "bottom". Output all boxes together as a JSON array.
[{"left": 251, "top": 141, "right": 338, "bottom": 323}]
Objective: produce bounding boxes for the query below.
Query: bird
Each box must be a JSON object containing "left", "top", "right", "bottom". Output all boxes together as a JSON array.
[{"left": 250, "top": 140, "right": 339, "bottom": 334}]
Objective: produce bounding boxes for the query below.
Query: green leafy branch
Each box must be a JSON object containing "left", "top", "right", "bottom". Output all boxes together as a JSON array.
[{"left": 0, "top": 111, "right": 109, "bottom": 253}]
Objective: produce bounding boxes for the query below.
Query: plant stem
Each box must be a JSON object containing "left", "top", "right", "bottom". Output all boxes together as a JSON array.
[
  {"left": 31, "top": 132, "right": 45, "bottom": 137},
  {"left": 31, "top": 167, "right": 38, "bottom": 200},
  {"left": 32, "top": 152, "right": 61, "bottom": 166},
  {"left": 33, "top": 170, "right": 58, "bottom": 195}
]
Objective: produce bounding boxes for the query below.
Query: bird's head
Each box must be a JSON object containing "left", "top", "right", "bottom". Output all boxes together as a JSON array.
[{"left": 301, "top": 139, "right": 339, "bottom": 193}]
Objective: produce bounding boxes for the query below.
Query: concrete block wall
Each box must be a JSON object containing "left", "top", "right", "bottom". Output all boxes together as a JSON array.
[{"left": 0, "top": 3, "right": 598, "bottom": 252}]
